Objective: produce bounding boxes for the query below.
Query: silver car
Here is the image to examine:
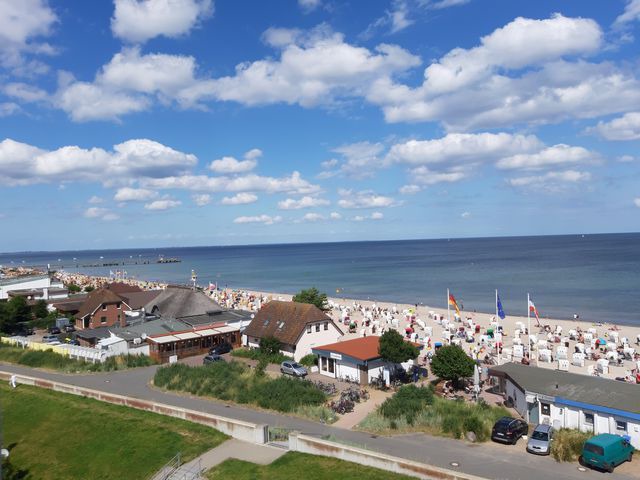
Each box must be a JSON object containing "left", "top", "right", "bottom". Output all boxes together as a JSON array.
[
  {"left": 527, "top": 424, "right": 554, "bottom": 455},
  {"left": 280, "top": 361, "right": 308, "bottom": 378}
]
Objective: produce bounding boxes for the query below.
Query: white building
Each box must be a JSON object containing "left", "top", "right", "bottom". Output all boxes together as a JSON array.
[
  {"left": 243, "top": 300, "right": 343, "bottom": 362},
  {"left": 0, "top": 274, "right": 66, "bottom": 300},
  {"left": 489, "top": 363, "right": 640, "bottom": 449}
]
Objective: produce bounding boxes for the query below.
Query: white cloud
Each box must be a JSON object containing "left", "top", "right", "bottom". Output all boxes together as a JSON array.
[
  {"left": 353, "top": 212, "right": 384, "bottom": 221},
  {"left": 0, "top": 0, "right": 57, "bottom": 72},
  {"left": 614, "top": 0, "right": 640, "bottom": 27},
  {"left": 389, "top": 1, "right": 413, "bottom": 33},
  {"left": 144, "top": 199, "right": 182, "bottom": 210},
  {"left": 298, "top": 0, "right": 322, "bottom": 13},
  {"left": 329, "top": 211, "right": 342, "bottom": 220},
  {"left": 589, "top": 112, "right": 640, "bottom": 141},
  {"left": 302, "top": 212, "right": 325, "bottom": 222},
  {"left": 111, "top": 0, "right": 214, "bottom": 43},
  {"left": 461, "top": 211, "right": 471, "bottom": 218},
  {"left": 221, "top": 192, "right": 258, "bottom": 205},
  {"left": 618, "top": 155, "right": 637, "bottom": 163},
  {"left": 333, "top": 141, "right": 385, "bottom": 178},
  {"left": 399, "top": 184, "right": 421, "bottom": 195},
  {"left": 410, "top": 166, "right": 467, "bottom": 185},
  {"left": 507, "top": 170, "right": 591, "bottom": 188},
  {"left": 496, "top": 144, "right": 597, "bottom": 170},
  {"left": 209, "top": 149, "right": 259, "bottom": 173},
  {"left": 84, "top": 207, "right": 119, "bottom": 221},
  {"left": 370, "top": 211, "right": 384, "bottom": 220},
  {"left": 114, "top": 187, "right": 158, "bottom": 202},
  {"left": 0, "top": 138, "right": 196, "bottom": 186},
  {"left": 338, "top": 190, "right": 400, "bottom": 209},
  {"left": 387, "top": 133, "right": 541, "bottom": 166},
  {"left": 278, "top": 196, "right": 330, "bottom": 210},
  {"left": 634, "top": 197, "right": 640, "bottom": 208},
  {"left": 233, "top": 214, "right": 282, "bottom": 225},
  {"left": 88, "top": 196, "right": 104, "bottom": 204},
  {"left": 425, "top": 0, "right": 471, "bottom": 9},
  {"left": 192, "top": 194, "right": 211, "bottom": 206},
  {"left": 0, "top": 103, "right": 21, "bottom": 117},
  {"left": 143, "top": 171, "right": 320, "bottom": 195},
  {"left": 321, "top": 158, "right": 338, "bottom": 169},
  {"left": 3, "top": 82, "right": 48, "bottom": 102}
]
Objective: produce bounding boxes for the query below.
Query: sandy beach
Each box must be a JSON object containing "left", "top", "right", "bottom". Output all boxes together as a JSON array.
[{"left": 214, "top": 288, "right": 640, "bottom": 384}]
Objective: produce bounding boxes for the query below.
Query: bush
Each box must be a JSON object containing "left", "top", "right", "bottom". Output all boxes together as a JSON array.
[
  {"left": 259, "top": 336, "right": 281, "bottom": 356},
  {"left": 299, "top": 354, "right": 317, "bottom": 367},
  {"left": 551, "top": 429, "right": 591, "bottom": 462},
  {"left": 380, "top": 384, "right": 434, "bottom": 425},
  {"left": 154, "top": 361, "right": 327, "bottom": 415},
  {"left": 463, "top": 416, "right": 484, "bottom": 441},
  {"left": 230, "top": 347, "right": 289, "bottom": 365}
]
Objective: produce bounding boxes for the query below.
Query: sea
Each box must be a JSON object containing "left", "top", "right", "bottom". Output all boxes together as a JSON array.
[{"left": 1, "top": 233, "right": 639, "bottom": 325}]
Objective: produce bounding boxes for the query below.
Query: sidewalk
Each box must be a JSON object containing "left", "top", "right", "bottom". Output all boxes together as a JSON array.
[{"left": 332, "top": 388, "right": 393, "bottom": 429}]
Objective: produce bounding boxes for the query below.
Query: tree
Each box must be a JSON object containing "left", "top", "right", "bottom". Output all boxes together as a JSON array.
[
  {"left": 292, "top": 287, "right": 328, "bottom": 311},
  {"left": 430, "top": 345, "right": 476, "bottom": 388},
  {"left": 259, "top": 336, "right": 281, "bottom": 356},
  {"left": 33, "top": 299, "right": 48, "bottom": 319},
  {"left": 84, "top": 285, "right": 95, "bottom": 293},
  {"left": 67, "top": 283, "right": 81, "bottom": 293},
  {"left": 378, "top": 330, "right": 419, "bottom": 364}
]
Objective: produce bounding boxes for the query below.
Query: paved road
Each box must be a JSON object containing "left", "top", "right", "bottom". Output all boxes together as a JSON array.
[{"left": 1, "top": 362, "right": 635, "bottom": 480}]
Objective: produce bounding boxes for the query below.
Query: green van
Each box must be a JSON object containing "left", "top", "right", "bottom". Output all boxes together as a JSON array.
[{"left": 580, "top": 433, "right": 634, "bottom": 473}]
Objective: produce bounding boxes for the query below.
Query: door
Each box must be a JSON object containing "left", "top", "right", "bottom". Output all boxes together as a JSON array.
[
  {"left": 359, "top": 364, "right": 368, "bottom": 385},
  {"left": 528, "top": 402, "right": 539, "bottom": 424}
]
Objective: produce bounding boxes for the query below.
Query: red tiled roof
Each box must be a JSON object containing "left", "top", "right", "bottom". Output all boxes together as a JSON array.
[{"left": 313, "top": 336, "right": 421, "bottom": 362}]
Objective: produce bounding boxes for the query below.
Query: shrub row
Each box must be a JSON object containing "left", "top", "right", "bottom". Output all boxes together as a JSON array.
[
  {"left": 230, "top": 347, "right": 290, "bottom": 365},
  {"left": 153, "top": 361, "right": 327, "bottom": 414},
  {"left": 0, "top": 343, "right": 155, "bottom": 373}
]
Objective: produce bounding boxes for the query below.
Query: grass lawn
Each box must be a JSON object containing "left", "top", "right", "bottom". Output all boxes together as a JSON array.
[
  {"left": 0, "top": 383, "right": 228, "bottom": 480},
  {"left": 206, "top": 452, "right": 415, "bottom": 480}
]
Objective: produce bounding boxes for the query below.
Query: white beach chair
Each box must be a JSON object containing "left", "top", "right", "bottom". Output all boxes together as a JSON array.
[
  {"left": 512, "top": 337, "right": 522, "bottom": 346},
  {"left": 587, "top": 365, "right": 596, "bottom": 376},
  {"left": 513, "top": 345, "right": 524, "bottom": 360},
  {"left": 539, "top": 349, "right": 552, "bottom": 363},
  {"left": 424, "top": 326, "right": 433, "bottom": 337},
  {"left": 605, "top": 351, "right": 618, "bottom": 362},
  {"left": 568, "top": 329, "right": 578, "bottom": 340},
  {"left": 596, "top": 359, "right": 609, "bottom": 374},
  {"left": 558, "top": 359, "right": 569, "bottom": 371},
  {"left": 502, "top": 348, "right": 513, "bottom": 361},
  {"left": 587, "top": 328, "right": 597, "bottom": 336},
  {"left": 556, "top": 346, "right": 568, "bottom": 360},
  {"left": 584, "top": 332, "right": 593, "bottom": 342},
  {"left": 572, "top": 352, "right": 585, "bottom": 367}
]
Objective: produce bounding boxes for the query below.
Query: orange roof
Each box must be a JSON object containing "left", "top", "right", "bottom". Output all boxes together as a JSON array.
[{"left": 313, "top": 335, "right": 422, "bottom": 362}]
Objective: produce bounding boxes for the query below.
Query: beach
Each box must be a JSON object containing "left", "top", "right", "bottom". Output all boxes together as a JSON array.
[{"left": 213, "top": 288, "right": 640, "bottom": 384}]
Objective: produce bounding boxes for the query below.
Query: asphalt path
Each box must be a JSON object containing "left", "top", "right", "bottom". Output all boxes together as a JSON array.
[{"left": 0, "top": 362, "right": 634, "bottom": 480}]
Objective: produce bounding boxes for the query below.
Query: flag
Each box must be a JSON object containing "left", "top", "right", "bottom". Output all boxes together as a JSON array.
[
  {"left": 497, "top": 294, "right": 506, "bottom": 320},
  {"left": 448, "top": 293, "right": 461, "bottom": 315},
  {"left": 528, "top": 298, "right": 541, "bottom": 325}
]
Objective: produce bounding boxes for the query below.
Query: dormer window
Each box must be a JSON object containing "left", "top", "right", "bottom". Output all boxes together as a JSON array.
[
  {"left": 306, "top": 325, "right": 311, "bottom": 334},
  {"left": 117, "top": 302, "right": 121, "bottom": 310},
  {"left": 263, "top": 319, "right": 270, "bottom": 327},
  {"left": 277, "top": 321, "right": 285, "bottom": 330}
]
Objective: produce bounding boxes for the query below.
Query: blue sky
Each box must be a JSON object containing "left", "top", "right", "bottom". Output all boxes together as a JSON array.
[{"left": 1, "top": 0, "right": 639, "bottom": 252}]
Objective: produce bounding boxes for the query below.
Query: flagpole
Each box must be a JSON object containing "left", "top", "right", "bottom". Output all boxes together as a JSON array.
[
  {"left": 447, "top": 288, "right": 450, "bottom": 323},
  {"left": 495, "top": 289, "right": 500, "bottom": 365},
  {"left": 527, "top": 293, "right": 531, "bottom": 365}
]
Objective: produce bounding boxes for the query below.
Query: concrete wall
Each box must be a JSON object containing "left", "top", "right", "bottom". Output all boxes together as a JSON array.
[
  {"left": 0, "top": 370, "right": 268, "bottom": 444},
  {"left": 288, "top": 432, "right": 486, "bottom": 480}
]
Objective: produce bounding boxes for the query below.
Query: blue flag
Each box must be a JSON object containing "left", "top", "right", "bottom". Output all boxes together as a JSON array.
[{"left": 497, "top": 294, "right": 506, "bottom": 320}]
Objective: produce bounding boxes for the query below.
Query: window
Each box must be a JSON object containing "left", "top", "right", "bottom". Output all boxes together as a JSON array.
[
  {"left": 315, "top": 323, "right": 320, "bottom": 332},
  {"left": 324, "top": 322, "right": 328, "bottom": 331},
  {"left": 278, "top": 321, "right": 285, "bottom": 330},
  {"left": 616, "top": 421, "right": 627, "bottom": 433},
  {"left": 541, "top": 402, "right": 550, "bottom": 416},
  {"left": 102, "top": 304, "right": 107, "bottom": 311},
  {"left": 117, "top": 302, "right": 121, "bottom": 310},
  {"left": 263, "top": 319, "right": 270, "bottom": 327},
  {"left": 321, "top": 357, "right": 328, "bottom": 370},
  {"left": 100, "top": 316, "right": 107, "bottom": 324},
  {"left": 306, "top": 325, "right": 312, "bottom": 334},
  {"left": 584, "top": 413, "right": 594, "bottom": 426},
  {"left": 328, "top": 358, "right": 335, "bottom": 374}
]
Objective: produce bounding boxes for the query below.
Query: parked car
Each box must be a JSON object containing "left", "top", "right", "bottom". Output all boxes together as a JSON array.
[
  {"left": 209, "top": 341, "right": 232, "bottom": 355},
  {"left": 64, "top": 324, "right": 76, "bottom": 333},
  {"left": 42, "top": 334, "right": 60, "bottom": 344},
  {"left": 491, "top": 417, "right": 528, "bottom": 444},
  {"left": 526, "top": 424, "right": 554, "bottom": 455},
  {"left": 203, "top": 354, "right": 225, "bottom": 365},
  {"left": 48, "top": 326, "right": 61, "bottom": 335},
  {"left": 280, "top": 361, "right": 308, "bottom": 378},
  {"left": 580, "top": 434, "right": 634, "bottom": 473},
  {"left": 14, "top": 325, "right": 34, "bottom": 336}
]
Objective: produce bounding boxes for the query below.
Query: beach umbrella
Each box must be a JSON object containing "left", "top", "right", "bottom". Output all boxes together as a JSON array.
[{"left": 598, "top": 338, "right": 607, "bottom": 345}]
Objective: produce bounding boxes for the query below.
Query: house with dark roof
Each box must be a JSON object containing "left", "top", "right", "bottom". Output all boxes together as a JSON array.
[
  {"left": 74, "top": 289, "right": 132, "bottom": 330},
  {"left": 312, "top": 336, "right": 422, "bottom": 385},
  {"left": 243, "top": 300, "right": 343, "bottom": 361},
  {"left": 489, "top": 362, "right": 640, "bottom": 448}
]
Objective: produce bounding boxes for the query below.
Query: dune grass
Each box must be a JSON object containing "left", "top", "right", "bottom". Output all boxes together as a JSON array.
[
  {"left": 206, "top": 452, "right": 414, "bottom": 480},
  {"left": 0, "top": 383, "right": 227, "bottom": 480}
]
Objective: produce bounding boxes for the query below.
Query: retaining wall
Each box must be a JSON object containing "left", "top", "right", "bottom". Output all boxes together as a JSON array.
[
  {"left": 288, "top": 432, "right": 487, "bottom": 480},
  {"left": 0, "top": 370, "right": 267, "bottom": 444}
]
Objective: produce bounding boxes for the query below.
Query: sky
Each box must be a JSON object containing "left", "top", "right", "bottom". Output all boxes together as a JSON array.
[{"left": 0, "top": 0, "right": 639, "bottom": 252}]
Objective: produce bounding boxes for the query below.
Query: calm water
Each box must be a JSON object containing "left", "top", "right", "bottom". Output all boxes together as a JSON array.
[{"left": 1, "top": 233, "right": 639, "bottom": 324}]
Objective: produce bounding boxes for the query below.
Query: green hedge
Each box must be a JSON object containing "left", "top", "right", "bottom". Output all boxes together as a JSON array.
[
  {"left": 299, "top": 354, "right": 318, "bottom": 367},
  {"left": 154, "top": 361, "right": 326, "bottom": 413},
  {"left": 0, "top": 342, "right": 155, "bottom": 373},
  {"left": 230, "top": 347, "right": 289, "bottom": 365}
]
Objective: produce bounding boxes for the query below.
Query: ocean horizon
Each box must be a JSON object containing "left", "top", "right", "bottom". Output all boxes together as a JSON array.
[{"left": 1, "top": 232, "right": 639, "bottom": 325}]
